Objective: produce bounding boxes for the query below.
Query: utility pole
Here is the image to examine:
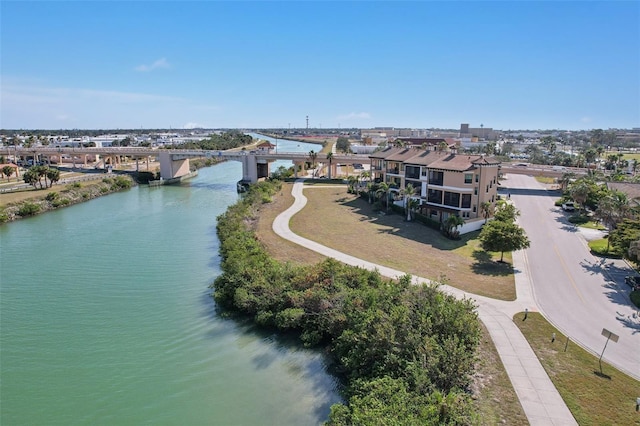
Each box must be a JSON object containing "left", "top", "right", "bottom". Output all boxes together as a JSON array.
[{"left": 306, "top": 116, "right": 309, "bottom": 131}]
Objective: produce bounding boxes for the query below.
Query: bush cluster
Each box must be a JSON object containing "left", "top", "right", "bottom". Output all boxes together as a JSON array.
[{"left": 213, "top": 180, "right": 482, "bottom": 424}]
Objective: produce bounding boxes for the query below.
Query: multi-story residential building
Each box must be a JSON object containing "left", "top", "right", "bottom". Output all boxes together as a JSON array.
[{"left": 369, "top": 146, "right": 501, "bottom": 223}]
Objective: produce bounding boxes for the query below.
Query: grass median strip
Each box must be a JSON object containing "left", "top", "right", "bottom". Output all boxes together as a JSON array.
[{"left": 514, "top": 312, "right": 640, "bottom": 425}]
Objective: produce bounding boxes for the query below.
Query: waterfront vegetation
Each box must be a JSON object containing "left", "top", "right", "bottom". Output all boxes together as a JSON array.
[
  {"left": 213, "top": 179, "right": 485, "bottom": 424},
  {"left": 0, "top": 175, "right": 133, "bottom": 223},
  {"left": 515, "top": 312, "right": 640, "bottom": 425}
]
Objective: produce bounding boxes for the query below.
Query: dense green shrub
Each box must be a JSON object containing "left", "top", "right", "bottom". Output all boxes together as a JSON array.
[
  {"left": 51, "top": 198, "right": 70, "bottom": 207},
  {"left": 17, "top": 202, "right": 40, "bottom": 216},
  {"left": 568, "top": 214, "right": 590, "bottom": 224},
  {"left": 212, "top": 179, "right": 481, "bottom": 423},
  {"left": 45, "top": 192, "right": 59, "bottom": 201},
  {"left": 630, "top": 290, "right": 640, "bottom": 308}
]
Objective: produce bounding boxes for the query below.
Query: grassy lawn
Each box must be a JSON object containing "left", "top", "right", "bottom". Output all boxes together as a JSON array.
[
  {"left": 622, "top": 153, "right": 640, "bottom": 162},
  {"left": 288, "top": 184, "right": 516, "bottom": 300},
  {"left": 515, "top": 312, "right": 640, "bottom": 425},
  {"left": 588, "top": 238, "right": 623, "bottom": 258},
  {"left": 535, "top": 176, "right": 556, "bottom": 185}
]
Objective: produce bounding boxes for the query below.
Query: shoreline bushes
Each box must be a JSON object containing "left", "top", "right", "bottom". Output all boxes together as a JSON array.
[{"left": 212, "top": 179, "right": 482, "bottom": 424}]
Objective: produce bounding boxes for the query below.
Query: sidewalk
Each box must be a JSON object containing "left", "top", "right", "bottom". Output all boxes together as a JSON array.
[{"left": 273, "top": 180, "right": 577, "bottom": 426}]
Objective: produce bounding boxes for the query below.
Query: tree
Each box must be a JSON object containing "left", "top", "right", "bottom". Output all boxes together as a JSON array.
[
  {"left": 336, "top": 137, "right": 351, "bottom": 153},
  {"left": 479, "top": 220, "right": 530, "bottom": 262},
  {"left": 569, "top": 179, "right": 591, "bottom": 213},
  {"left": 443, "top": 215, "right": 464, "bottom": 239},
  {"left": 406, "top": 198, "right": 420, "bottom": 221},
  {"left": 400, "top": 183, "right": 416, "bottom": 221},
  {"left": 558, "top": 172, "right": 575, "bottom": 192},
  {"left": 45, "top": 168, "right": 61, "bottom": 187},
  {"left": 360, "top": 170, "right": 371, "bottom": 187},
  {"left": 2, "top": 165, "right": 15, "bottom": 182},
  {"left": 307, "top": 150, "right": 318, "bottom": 177},
  {"left": 493, "top": 202, "right": 520, "bottom": 222},
  {"left": 326, "top": 152, "right": 333, "bottom": 179},
  {"left": 346, "top": 175, "right": 359, "bottom": 194},
  {"left": 609, "top": 218, "right": 640, "bottom": 261},
  {"left": 23, "top": 168, "right": 39, "bottom": 188},
  {"left": 480, "top": 201, "right": 493, "bottom": 224},
  {"left": 375, "top": 182, "right": 390, "bottom": 212}
]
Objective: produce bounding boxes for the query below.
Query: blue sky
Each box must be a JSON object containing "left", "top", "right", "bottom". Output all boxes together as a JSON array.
[{"left": 1, "top": 1, "right": 638, "bottom": 131}]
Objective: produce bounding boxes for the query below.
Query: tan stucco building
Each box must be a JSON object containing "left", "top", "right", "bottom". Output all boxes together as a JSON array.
[{"left": 369, "top": 147, "right": 501, "bottom": 223}]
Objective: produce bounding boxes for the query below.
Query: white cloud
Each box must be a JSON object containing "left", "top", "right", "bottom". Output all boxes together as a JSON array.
[
  {"left": 183, "top": 122, "right": 209, "bottom": 129},
  {"left": 337, "top": 112, "right": 371, "bottom": 121},
  {"left": 134, "top": 58, "right": 170, "bottom": 72}
]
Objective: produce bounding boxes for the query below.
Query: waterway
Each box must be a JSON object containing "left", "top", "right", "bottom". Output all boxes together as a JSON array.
[{"left": 0, "top": 137, "right": 340, "bottom": 425}]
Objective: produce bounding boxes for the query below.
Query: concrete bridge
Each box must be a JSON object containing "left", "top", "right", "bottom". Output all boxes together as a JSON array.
[{"left": 0, "top": 146, "right": 370, "bottom": 183}]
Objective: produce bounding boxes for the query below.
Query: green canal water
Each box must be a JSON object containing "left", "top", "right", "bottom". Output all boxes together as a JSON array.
[{"left": 0, "top": 157, "right": 340, "bottom": 425}]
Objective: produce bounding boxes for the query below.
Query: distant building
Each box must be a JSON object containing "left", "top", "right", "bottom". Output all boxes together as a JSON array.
[{"left": 459, "top": 123, "right": 497, "bottom": 140}]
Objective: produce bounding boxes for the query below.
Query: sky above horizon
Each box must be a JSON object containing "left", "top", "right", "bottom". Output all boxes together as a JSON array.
[{"left": 1, "top": 1, "right": 639, "bottom": 131}]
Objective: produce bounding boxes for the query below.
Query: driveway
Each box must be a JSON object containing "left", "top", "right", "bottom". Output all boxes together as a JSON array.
[{"left": 503, "top": 174, "right": 639, "bottom": 380}]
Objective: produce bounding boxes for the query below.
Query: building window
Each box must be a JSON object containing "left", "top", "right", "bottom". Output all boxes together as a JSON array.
[
  {"left": 443, "top": 191, "right": 460, "bottom": 208},
  {"left": 428, "top": 170, "right": 444, "bottom": 186},
  {"left": 475, "top": 174, "right": 479, "bottom": 183},
  {"left": 405, "top": 165, "right": 420, "bottom": 180},
  {"left": 486, "top": 185, "right": 489, "bottom": 193},
  {"left": 464, "top": 173, "right": 473, "bottom": 184},
  {"left": 474, "top": 187, "right": 478, "bottom": 195},
  {"left": 428, "top": 189, "right": 442, "bottom": 204},
  {"left": 421, "top": 168, "right": 427, "bottom": 177},
  {"left": 473, "top": 206, "right": 477, "bottom": 213},
  {"left": 461, "top": 194, "right": 471, "bottom": 208}
]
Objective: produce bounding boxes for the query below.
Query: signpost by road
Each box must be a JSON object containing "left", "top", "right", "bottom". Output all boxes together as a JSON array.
[{"left": 599, "top": 328, "right": 619, "bottom": 375}]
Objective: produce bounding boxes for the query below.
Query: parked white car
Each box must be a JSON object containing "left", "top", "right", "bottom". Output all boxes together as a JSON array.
[{"left": 562, "top": 202, "right": 575, "bottom": 211}]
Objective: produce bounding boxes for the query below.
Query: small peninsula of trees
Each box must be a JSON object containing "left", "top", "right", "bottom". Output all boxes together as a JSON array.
[{"left": 213, "top": 180, "right": 482, "bottom": 424}]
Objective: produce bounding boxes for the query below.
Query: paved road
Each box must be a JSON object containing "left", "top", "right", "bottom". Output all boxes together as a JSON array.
[
  {"left": 503, "top": 174, "right": 639, "bottom": 380},
  {"left": 274, "top": 180, "right": 577, "bottom": 425}
]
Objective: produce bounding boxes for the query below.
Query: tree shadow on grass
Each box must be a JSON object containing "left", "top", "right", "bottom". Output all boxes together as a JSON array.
[
  {"left": 339, "top": 195, "right": 474, "bottom": 251},
  {"left": 471, "top": 250, "right": 515, "bottom": 276}
]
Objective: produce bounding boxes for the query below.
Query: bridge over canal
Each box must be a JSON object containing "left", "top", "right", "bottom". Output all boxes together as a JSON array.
[{"left": 0, "top": 146, "right": 370, "bottom": 183}]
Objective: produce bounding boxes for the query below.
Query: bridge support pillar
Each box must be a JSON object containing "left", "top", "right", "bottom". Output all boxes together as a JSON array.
[
  {"left": 159, "top": 152, "right": 191, "bottom": 179},
  {"left": 241, "top": 155, "right": 259, "bottom": 183}
]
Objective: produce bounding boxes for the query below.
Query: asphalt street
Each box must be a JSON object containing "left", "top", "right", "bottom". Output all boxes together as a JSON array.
[{"left": 503, "top": 174, "right": 639, "bottom": 380}]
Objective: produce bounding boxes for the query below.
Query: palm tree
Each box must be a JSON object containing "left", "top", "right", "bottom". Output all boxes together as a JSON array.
[
  {"left": 360, "top": 170, "right": 371, "bottom": 185},
  {"left": 444, "top": 214, "right": 465, "bottom": 239},
  {"left": 401, "top": 183, "right": 416, "bottom": 221},
  {"left": 326, "top": 152, "right": 333, "bottom": 179},
  {"left": 347, "top": 175, "right": 359, "bottom": 194},
  {"left": 558, "top": 172, "right": 575, "bottom": 192},
  {"left": 406, "top": 198, "right": 420, "bottom": 221},
  {"left": 569, "top": 180, "right": 590, "bottom": 214},
  {"left": 480, "top": 201, "right": 493, "bottom": 224},
  {"left": 375, "top": 182, "right": 391, "bottom": 212},
  {"left": 365, "top": 182, "right": 375, "bottom": 203},
  {"left": 308, "top": 150, "right": 318, "bottom": 178}
]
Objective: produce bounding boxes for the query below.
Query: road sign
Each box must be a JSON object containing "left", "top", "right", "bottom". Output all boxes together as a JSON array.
[{"left": 601, "top": 328, "right": 620, "bottom": 343}]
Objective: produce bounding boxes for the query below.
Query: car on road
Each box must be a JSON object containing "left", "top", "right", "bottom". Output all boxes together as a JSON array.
[{"left": 562, "top": 201, "right": 575, "bottom": 211}]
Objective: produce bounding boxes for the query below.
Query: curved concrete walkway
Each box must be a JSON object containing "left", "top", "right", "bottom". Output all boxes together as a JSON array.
[{"left": 273, "top": 180, "right": 577, "bottom": 426}]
